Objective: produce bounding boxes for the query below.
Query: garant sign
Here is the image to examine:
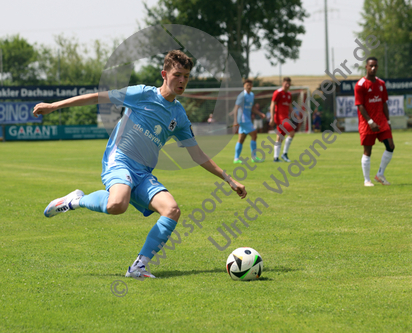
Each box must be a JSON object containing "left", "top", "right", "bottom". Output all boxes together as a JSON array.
[{"left": 5, "top": 125, "right": 109, "bottom": 141}]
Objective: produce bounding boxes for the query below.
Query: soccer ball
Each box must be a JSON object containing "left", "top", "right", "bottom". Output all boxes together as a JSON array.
[{"left": 226, "top": 247, "right": 263, "bottom": 281}]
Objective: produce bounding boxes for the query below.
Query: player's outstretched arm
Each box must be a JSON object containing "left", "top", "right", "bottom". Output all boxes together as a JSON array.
[
  {"left": 33, "top": 92, "right": 111, "bottom": 118},
  {"left": 186, "top": 145, "right": 247, "bottom": 199}
]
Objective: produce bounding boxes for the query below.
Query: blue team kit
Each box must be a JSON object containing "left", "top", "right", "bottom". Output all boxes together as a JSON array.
[
  {"left": 102, "top": 85, "right": 197, "bottom": 215},
  {"left": 236, "top": 90, "right": 255, "bottom": 134}
]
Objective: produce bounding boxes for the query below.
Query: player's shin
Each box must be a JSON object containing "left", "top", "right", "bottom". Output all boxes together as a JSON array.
[
  {"left": 274, "top": 142, "right": 281, "bottom": 159},
  {"left": 250, "top": 140, "right": 257, "bottom": 158},
  {"left": 235, "top": 142, "right": 243, "bottom": 159},
  {"left": 377, "top": 150, "right": 393, "bottom": 176},
  {"left": 361, "top": 154, "right": 371, "bottom": 182},
  {"left": 283, "top": 137, "right": 293, "bottom": 154},
  {"left": 79, "top": 190, "right": 110, "bottom": 214},
  {"left": 139, "top": 216, "right": 178, "bottom": 259}
]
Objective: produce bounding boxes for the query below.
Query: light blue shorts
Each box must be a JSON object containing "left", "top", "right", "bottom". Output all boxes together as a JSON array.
[
  {"left": 239, "top": 122, "right": 256, "bottom": 135},
  {"left": 101, "top": 166, "right": 167, "bottom": 217}
]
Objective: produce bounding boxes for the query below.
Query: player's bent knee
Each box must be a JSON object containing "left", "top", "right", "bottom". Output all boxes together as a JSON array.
[
  {"left": 383, "top": 139, "right": 394, "bottom": 152},
  {"left": 164, "top": 205, "right": 180, "bottom": 221},
  {"left": 107, "top": 201, "right": 128, "bottom": 215}
]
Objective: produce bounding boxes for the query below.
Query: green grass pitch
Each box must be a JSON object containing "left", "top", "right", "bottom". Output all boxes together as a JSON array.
[{"left": 1, "top": 130, "right": 412, "bottom": 332}]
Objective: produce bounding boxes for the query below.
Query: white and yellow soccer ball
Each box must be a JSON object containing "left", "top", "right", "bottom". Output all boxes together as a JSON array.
[{"left": 226, "top": 247, "right": 263, "bottom": 281}]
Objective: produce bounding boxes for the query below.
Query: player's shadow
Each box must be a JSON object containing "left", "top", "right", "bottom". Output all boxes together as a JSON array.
[
  {"left": 150, "top": 265, "right": 300, "bottom": 279},
  {"left": 92, "top": 266, "right": 300, "bottom": 280},
  {"left": 151, "top": 268, "right": 227, "bottom": 278}
]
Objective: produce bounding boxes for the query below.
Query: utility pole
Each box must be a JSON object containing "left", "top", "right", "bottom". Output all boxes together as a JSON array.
[
  {"left": 0, "top": 48, "right": 3, "bottom": 86},
  {"left": 324, "top": 0, "right": 329, "bottom": 72},
  {"left": 384, "top": 42, "right": 388, "bottom": 78},
  {"left": 58, "top": 49, "right": 61, "bottom": 126},
  {"left": 57, "top": 49, "right": 61, "bottom": 83},
  {"left": 279, "top": 60, "right": 282, "bottom": 85}
]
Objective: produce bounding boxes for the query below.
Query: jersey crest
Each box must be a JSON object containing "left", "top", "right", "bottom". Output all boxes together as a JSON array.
[{"left": 169, "top": 119, "right": 177, "bottom": 131}]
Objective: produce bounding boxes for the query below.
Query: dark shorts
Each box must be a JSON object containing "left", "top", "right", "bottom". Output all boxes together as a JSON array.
[{"left": 360, "top": 129, "right": 392, "bottom": 146}]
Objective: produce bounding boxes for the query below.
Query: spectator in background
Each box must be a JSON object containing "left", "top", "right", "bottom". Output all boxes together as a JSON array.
[
  {"left": 312, "top": 107, "right": 322, "bottom": 132},
  {"left": 207, "top": 113, "right": 215, "bottom": 123},
  {"left": 292, "top": 106, "right": 304, "bottom": 132},
  {"left": 264, "top": 108, "right": 273, "bottom": 133}
]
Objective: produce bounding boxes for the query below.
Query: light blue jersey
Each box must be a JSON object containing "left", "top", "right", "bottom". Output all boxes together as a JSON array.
[
  {"left": 236, "top": 90, "right": 254, "bottom": 124},
  {"left": 236, "top": 90, "right": 255, "bottom": 134},
  {"left": 104, "top": 85, "right": 197, "bottom": 174},
  {"left": 99, "top": 85, "right": 197, "bottom": 216}
]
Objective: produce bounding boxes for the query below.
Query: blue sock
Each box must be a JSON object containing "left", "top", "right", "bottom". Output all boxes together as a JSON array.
[
  {"left": 235, "top": 142, "right": 243, "bottom": 159},
  {"left": 139, "top": 216, "right": 177, "bottom": 259},
  {"left": 250, "top": 140, "right": 257, "bottom": 158},
  {"left": 79, "top": 190, "right": 109, "bottom": 214}
]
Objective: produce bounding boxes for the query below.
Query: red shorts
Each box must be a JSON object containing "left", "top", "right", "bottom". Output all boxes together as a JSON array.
[
  {"left": 275, "top": 119, "right": 295, "bottom": 136},
  {"left": 360, "top": 129, "right": 392, "bottom": 146}
]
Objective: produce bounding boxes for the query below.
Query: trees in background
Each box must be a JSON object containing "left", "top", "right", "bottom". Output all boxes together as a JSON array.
[
  {"left": 358, "top": 0, "right": 412, "bottom": 78},
  {"left": 0, "top": 35, "right": 113, "bottom": 125},
  {"left": 144, "top": 0, "right": 307, "bottom": 78},
  {"left": 0, "top": 35, "right": 39, "bottom": 85}
]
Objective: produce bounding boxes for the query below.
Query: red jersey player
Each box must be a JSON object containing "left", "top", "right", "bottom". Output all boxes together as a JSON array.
[
  {"left": 269, "top": 77, "right": 295, "bottom": 162},
  {"left": 354, "top": 57, "right": 395, "bottom": 186}
]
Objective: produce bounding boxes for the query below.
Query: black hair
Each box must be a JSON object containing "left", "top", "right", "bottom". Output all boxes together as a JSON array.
[{"left": 366, "top": 57, "right": 378, "bottom": 64}]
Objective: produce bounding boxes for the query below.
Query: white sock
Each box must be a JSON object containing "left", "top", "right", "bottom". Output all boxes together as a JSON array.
[
  {"left": 274, "top": 142, "right": 281, "bottom": 158},
  {"left": 377, "top": 150, "right": 393, "bottom": 176},
  {"left": 283, "top": 137, "right": 293, "bottom": 154},
  {"left": 70, "top": 197, "right": 82, "bottom": 209},
  {"left": 132, "top": 254, "right": 149, "bottom": 270},
  {"left": 361, "top": 154, "right": 371, "bottom": 182}
]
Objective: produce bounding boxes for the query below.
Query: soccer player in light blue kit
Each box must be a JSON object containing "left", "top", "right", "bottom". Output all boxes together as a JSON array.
[
  {"left": 232, "top": 79, "right": 266, "bottom": 164},
  {"left": 33, "top": 50, "right": 247, "bottom": 279}
]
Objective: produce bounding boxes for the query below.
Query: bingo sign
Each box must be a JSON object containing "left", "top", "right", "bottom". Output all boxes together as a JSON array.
[
  {"left": 336, "top": 96, "right": 405, "bottom": 118},
  {"left": 0, "top": 102, "right": 42, "bottom": 124}
]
